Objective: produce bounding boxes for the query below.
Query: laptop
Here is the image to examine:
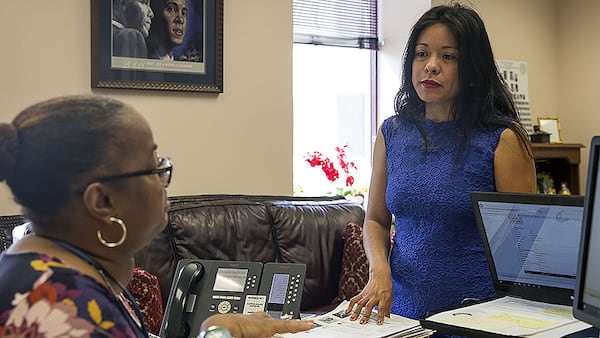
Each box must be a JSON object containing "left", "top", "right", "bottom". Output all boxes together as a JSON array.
[
  {"left": 420, "top": 191, "right": 587, "bottom": 337},
  {"left": 471, "top": 191, "right": 584, "bottom": 306}
]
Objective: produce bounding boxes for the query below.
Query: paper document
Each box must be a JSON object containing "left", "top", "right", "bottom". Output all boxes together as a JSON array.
[
  {"left": 276, "top": 301, "right": 433, "bottom": 338},
  {"left": 425, "top": 296, "right": 578, "bottom": 336}
]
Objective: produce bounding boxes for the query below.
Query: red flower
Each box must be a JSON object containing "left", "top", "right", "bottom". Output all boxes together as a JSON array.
[
  {"left": 323, "top": 161, "right": 339, "bottom": 182},
  {"left": 306, "top": 152, "right": 324, "bottom": 167},
  {"left": 305, "top": 144, "right": 356, "bottom": 187}
]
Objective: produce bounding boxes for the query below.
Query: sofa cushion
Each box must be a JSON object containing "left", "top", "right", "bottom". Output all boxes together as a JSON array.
[
  {"left": 267, "top": 200, "right": 364, "bottom": 310},
  {"left": 135, "top": 199, "right": 279, "bottom": 307},
  {"left": 168, "top": 200, "right": 277, "bottom": 261},
  {"left": 333, "top": 222, "right": 369, "bottom": 303}
]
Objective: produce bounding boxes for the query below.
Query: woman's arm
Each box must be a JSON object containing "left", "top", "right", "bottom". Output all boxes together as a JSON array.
[
  {"left": 346, "top": 126, "right": 394, "bottom": 324},
  {"left": 200, "top": 312, "right": 313, "bottom": 338},
  {"left": 494, "top": 128, "right": 537, "bottom": 193}
]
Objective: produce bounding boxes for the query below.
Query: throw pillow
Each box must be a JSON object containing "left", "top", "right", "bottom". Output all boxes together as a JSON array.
[
  {"left": 333, "top": 222, "right": 369, "bottom": 303},
  {"left": 127, "top": 266, "right": 164, "bottom": 335}
]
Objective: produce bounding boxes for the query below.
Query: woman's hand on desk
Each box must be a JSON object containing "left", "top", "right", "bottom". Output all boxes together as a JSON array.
[
  {"left": 346, "top": 269, "right": 393, "bottom": 325},
  {"left": 201, "top": 312, "right": 314, "bottom": 338}
]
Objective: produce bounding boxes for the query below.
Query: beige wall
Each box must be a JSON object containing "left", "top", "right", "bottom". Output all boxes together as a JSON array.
[
  {"left": 480, "top": 0, "right": 600, "bottom": 194},
  {"left": 434, "top": 0, "right": 600, "bottom": 193},
  {"left": 472, "top": 0, "right": 560, "bottom": 125},
  {"left": 0, "top": 1, "right": 294, "bottom": 214},
  {"left": 0, "top": 0, "right": 433, "bottom": 215},
  {"left": 378, "top": 1, "right": 431, "bottom": 123},
  {"left": 431, "top": 0, "right": 561, "bottom": 124},
  {"left": 557, "top": 0, "right": 600, "bottom": 191},
  {"left": 2, "top": 1, "right": 599, "bottom": 214}
]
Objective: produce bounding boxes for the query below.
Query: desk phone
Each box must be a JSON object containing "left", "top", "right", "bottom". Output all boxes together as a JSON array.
[{"left": 160, "top": 259, "right": 306, "bottom": 338}]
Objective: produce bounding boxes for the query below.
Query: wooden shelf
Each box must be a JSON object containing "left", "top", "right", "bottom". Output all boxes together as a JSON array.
[{"left": 532, "top": 143, "right": 584, "bottom": 195}]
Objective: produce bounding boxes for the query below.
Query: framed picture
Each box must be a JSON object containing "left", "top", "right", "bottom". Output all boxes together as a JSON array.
[
  {"left": 538, "top": 117, "right": 563, "bottom": 143},
  {"left": 91, "top": 0, "right": 223, "bottom": 93}
]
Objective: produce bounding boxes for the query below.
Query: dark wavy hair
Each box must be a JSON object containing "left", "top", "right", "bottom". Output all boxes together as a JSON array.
[
  {"left": 0, "top": 95, "right": 126, "bottom": 222},
  {"left": 394, "top": 3, "right": 531, "bottom": 156}
]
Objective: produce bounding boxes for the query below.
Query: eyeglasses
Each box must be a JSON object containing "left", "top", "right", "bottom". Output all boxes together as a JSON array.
[{"left": 91, "top": 156, "right": 173, "bottom": 188}]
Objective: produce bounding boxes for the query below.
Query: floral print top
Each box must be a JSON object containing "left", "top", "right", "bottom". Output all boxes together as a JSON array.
[{"left": 0, "top": 252, "right": 147, "bottom": 337}]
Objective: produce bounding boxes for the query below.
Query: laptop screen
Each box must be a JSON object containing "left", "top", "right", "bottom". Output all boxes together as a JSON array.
[{"left": 471, "top": 191, "right": 584, "bottom": 305}]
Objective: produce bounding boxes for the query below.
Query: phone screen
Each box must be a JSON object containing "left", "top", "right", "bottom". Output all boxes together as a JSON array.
[
  {"left": 267, "top": 273, "right": 290, "bottom": 310},
  {"left": 213, "top": 268, "right": 248, "bottom": 292}
]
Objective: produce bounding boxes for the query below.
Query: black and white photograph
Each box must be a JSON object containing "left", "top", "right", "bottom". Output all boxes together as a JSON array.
[{"left": 92, "top": 0, "right": 223, "bottom": 92}]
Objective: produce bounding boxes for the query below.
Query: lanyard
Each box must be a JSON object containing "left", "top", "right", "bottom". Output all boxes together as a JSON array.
[{"left": 50, "top": 239, "right": 149, "bottom": 338}]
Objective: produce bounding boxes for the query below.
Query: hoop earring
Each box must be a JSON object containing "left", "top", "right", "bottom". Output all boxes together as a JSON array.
[{"left": 97, "top": 217, "right": 127, "bottom": 248}]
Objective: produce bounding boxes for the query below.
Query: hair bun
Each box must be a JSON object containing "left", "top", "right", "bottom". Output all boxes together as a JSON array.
[{"left": 0, "top": 123, "right": 18, "bottom": 182}]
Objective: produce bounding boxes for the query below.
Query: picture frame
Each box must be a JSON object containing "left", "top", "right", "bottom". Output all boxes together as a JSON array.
[
  {"left": 91, "top": 0, "right": 223, "bottom": 93},
  {"left": 537, "top": 117, "right": 563, "bottom": 143}
]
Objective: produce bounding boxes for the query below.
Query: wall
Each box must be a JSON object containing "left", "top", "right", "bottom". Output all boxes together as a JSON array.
[
  {"left": 476, "top": 0, "right": 600, "bottom": 194},
  {"left": 0, "top": 0, "right": 294, "bottom": 214},
  {"left": 432, "top": 0, "right": 560, "bottom": 131},
  {"left": 556, "top": 0, "right": 600, "bottom": 192},
  {"left": 377, "top": 0, "right": 431, "bottom": 124},
  {"left": 473, "top": 0, "right": 560, "bottom": 125},
  {"left": 2, "top": 1, "right": 597, "bottom": 214},
  {"left": 433, "top": 0, "right": 600, "bottom": 193}
]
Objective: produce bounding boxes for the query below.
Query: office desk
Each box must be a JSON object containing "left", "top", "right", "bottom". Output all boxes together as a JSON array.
[{"left": 532, "top": 143, "right": 584, "bottom": 194}]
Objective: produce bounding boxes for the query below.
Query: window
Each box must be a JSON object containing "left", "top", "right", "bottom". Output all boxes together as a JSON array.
[{"left": 292, "top": 0, "right": 378, "bottom": 196}]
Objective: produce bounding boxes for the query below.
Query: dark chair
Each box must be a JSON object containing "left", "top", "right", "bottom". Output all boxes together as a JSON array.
[{"left": 0, "top": 215, "right": 27, "bottom": 253}]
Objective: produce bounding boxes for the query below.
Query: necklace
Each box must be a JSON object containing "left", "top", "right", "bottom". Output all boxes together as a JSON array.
[{"left": 48, "top": 238, "right": 149, "bottom": 337}]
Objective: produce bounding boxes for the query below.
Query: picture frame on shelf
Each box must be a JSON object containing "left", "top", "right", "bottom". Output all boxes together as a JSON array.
[
  {"left": 537, "top": 117, "right": 563, "bottom": 144},
  {"left": 91, "top": 0, "right": 223, "bottom": 93}
]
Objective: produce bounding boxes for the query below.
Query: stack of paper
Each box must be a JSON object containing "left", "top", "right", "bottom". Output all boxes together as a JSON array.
[
  {"left": 276, "top": 301, "right": 434, "bottom": 338},
  {"left": 421, "top": 296, "right": 584, "bottom": 337}
]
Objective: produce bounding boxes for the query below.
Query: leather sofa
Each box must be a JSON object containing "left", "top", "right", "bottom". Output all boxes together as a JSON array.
[{"left": 134, "top": 194, "right": 366, "bottom": 312}]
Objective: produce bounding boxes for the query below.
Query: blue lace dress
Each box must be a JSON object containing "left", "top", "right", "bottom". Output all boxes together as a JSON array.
[{"left": 383, "top": 115, "right": 503, "bottom": 319}]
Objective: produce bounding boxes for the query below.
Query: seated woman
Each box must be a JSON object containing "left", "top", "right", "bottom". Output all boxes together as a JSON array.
[
  {"left": 0, "top": 95, "right": 313, "bottom": 337},
  {"left": 11, "top": 222, "right": 164, "bottom": 335}
]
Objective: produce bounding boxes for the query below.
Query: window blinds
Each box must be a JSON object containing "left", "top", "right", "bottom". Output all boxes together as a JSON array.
[{"left": 293, "top": 0, "right": 379, "bottom": 50}]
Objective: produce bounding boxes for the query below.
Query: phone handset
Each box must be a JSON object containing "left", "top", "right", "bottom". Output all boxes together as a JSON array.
[{"left": 164, "top": 261, "right": 205, "bottom": 338}]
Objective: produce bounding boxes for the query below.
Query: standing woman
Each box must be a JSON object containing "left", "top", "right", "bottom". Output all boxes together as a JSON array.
[
  {"left": 0, "top": 95, "right": 313, "bottom": 337},
  {"left": 347, "top": 3, "right": 536, "bottom": 325}
]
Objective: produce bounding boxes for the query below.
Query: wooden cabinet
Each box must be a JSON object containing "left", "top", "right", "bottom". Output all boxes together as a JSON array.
[{"left": 532, "top": 143, "right": 584, "bottom": 195}]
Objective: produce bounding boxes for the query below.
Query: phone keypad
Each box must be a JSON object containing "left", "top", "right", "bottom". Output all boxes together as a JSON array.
[
  {"left": 217, "top": 301, "right": 231, "bottom": 314},
  {"left": 246, "top": 274, "right": 258, "bottom": 290},
  {"left": 286, "top": 274, "right": 302, "bottom": 305}
]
